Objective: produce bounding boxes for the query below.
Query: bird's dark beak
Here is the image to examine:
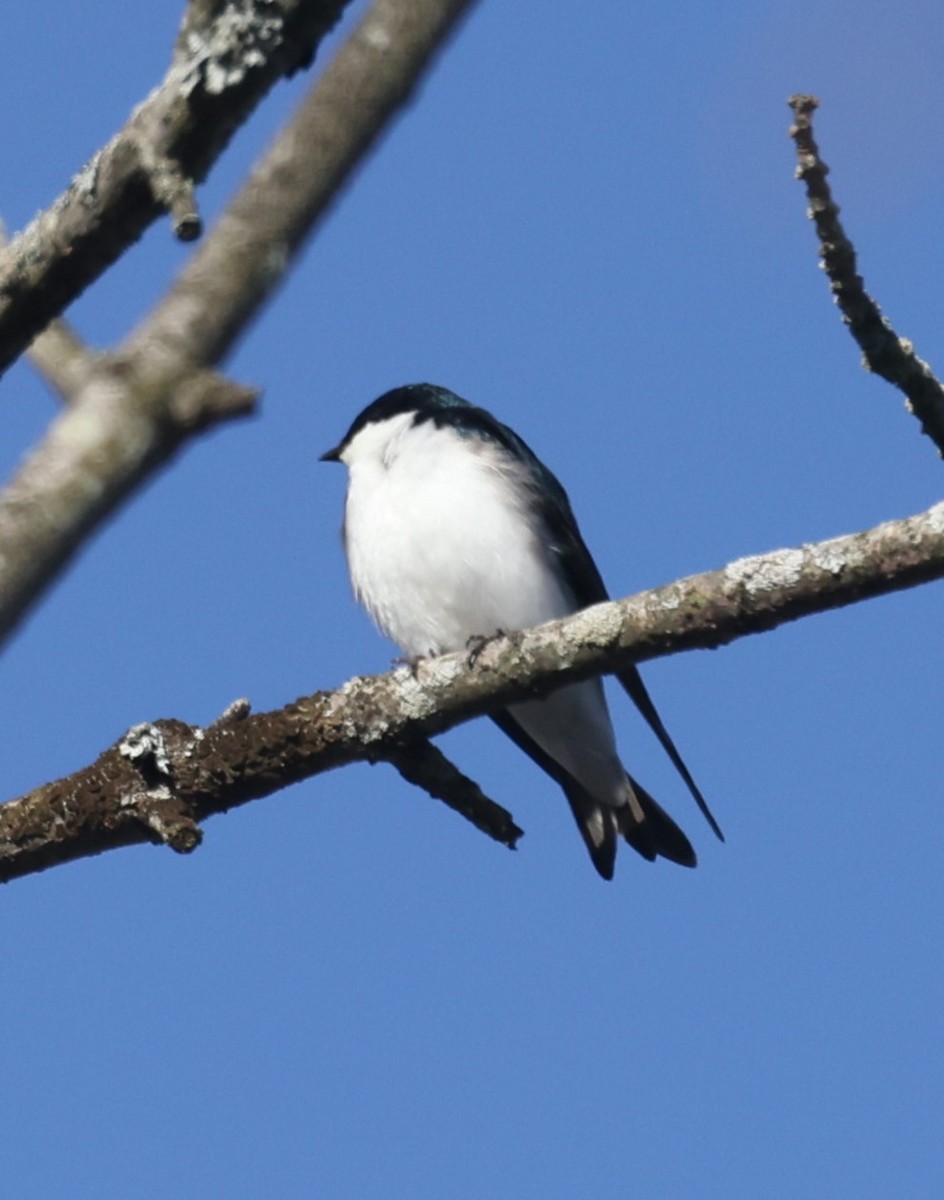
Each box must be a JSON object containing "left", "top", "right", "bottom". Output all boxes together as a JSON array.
[{"left": 319, "top": 446, "right": 341, "bottom": 463}]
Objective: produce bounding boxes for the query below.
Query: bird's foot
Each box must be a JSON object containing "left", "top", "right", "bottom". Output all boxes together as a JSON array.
[{"left": 466, "top": 630, "right": 504, "bottom": 667}]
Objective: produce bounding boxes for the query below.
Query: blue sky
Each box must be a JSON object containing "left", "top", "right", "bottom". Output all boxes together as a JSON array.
[{"left": 2, "top": 2, "right": 943, "bottom": 1196}]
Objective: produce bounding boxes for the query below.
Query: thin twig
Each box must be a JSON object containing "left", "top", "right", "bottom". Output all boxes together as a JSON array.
[
  {"left": 23, "top": 319, "right": 100, "bottom": 404},
  {"left": 388, "top": 739, "right": 523, "bottom": 848},
  {"left": 0, "top": 227, "right": 98, "bottom": 404},
  {"left": 788, "top": 94, "right": 944, "bottom": 456}
]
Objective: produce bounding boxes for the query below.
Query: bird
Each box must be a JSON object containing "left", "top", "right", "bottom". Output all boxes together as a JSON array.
[{"left": 321, "top": 383, "right": 723, "bottom": 879}]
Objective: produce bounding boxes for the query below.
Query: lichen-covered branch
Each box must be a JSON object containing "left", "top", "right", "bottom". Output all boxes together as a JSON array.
[
  {"left": 788, "top": 94, "right": 944, "bottom": 455},
  {"left": 127, "top": 0, "right": 480, "bottom": 370},
  {"left": 0, "top": 0, "right": 479, "bottom": 652},
  {"left": 0, "top": 0, "right": 353, "bottom": 377},
  {"left": 3, "top": 499, "right": 944, "bottom": 885}
]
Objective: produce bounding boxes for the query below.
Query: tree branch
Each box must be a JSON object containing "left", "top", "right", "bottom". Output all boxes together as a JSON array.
[
  {"left": 0, "top": 356, "right": 259, "bottom": 648},
  {"left": 3, "top": 499, "right": 943, "bottom": 884},
  {"left": 22, "top": 316, "right": 100, "bottom": 406},
  {"left": 388, "top": 739, "right": 523, "bottom": 848},
  {"left": 0, "top": 0, "right": 479, "bottom": 652},
  {"left": 126, "top": 0, "right": 480, "bottom": 370},
  {"left": 788, "top": 94, "right": 944, "bottom": 456},
  {"left": 0, "top": 0, "right": 353, "bottom": 377}
]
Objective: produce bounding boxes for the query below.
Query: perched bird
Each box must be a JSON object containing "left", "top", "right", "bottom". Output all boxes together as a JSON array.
[{"left": 321, "top": 383, "right": 722, "bottom": 879}]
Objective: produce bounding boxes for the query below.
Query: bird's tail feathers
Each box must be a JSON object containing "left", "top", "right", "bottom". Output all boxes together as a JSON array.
[
  {"left": 564, "top": 775, "right": 696, "bottom": 880},
  {"left": 564, "top": 786, "right": 620, "bottom": 880},
  {"left": 618, "top": 774, "right": 697, "bottom": 869}
]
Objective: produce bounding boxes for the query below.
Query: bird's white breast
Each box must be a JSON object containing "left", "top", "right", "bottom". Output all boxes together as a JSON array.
[{"left": 340, "top": 415, "right": 572, "bottom": 657}]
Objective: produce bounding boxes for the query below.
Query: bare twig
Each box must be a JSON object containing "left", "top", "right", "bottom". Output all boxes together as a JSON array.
[
  {"left": 141, "top": 154, "right": 203, "bottom": 242},
  {"left": 23, "top": 318, "right": 101, "bottom": 404},
  {"left": 3, "top": 499, "right": 944, "bottom": 884},
  {"left": 388, "top": 739, "right": 523, "bottom": 848},
  {"left": 788, "top": 95, "right": 944, "bottom": 455}
]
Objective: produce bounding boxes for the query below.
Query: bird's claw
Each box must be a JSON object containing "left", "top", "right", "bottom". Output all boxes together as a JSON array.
[{"left": 466, "top": 630, "right": 504, "bottom": 666}]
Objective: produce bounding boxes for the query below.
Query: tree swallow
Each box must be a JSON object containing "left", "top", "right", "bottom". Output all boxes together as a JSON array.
[{"left": 322, "top": 383, "right": 723, "bottom": 879}]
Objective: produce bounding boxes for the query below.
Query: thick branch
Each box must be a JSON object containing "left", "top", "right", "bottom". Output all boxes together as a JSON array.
[
  {"left": 3, "top": 500, "right": 943, "bottom": 884},
  {"left": 127, "top": 0, "right": 479, "bottom": 370},
  {"left": 788, "top": 94, "right": 944, "bottom": 455},
  {"left": 0, "top": 0, "right": 352, "bottom": 377},
  {"left": 0, "top": 0, "right": 478, "bottom": 651}
]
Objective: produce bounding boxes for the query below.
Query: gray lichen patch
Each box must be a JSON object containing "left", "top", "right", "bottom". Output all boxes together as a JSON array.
[
  {"left": 176, "top": 1, "right": 286, "bottom": 97},
  {"left": 724, "top": 546, "right": 805, "bottom": 596}
]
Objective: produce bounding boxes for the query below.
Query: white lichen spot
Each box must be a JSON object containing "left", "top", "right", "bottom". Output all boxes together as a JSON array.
[
  {"left": 128, "top": 783, "right": 173, "bottom": 812},
  {"left": 725, "top": 547, "right": 804, "bottom": 594},
  {"left": 119, "top": 723, "right": 171, "bottom": 776},
  {"left": 174, "top": 4, "right": 285, "bottom": 97},
  {"left": 563, "top": 602, "right": 622, "bottom": 645},
  {"left": 393, "top": 671, "right": 441, "bottom": 725},
  {"left": 656, "top": 587, "right": 683, "bottom": 612},
  {"left": 808, "top": 538, "right": 848, "bottom": 575},
  {"left": 203, "top": 59, "right": 239, "bottom": 94}
]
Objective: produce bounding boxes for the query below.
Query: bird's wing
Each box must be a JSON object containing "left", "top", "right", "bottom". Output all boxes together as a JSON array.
[
  {"left": 488, "top": 417, "right": 724, "bottom": 844},
  {"left": 615, "top": 665, "right": 724, "bottom": 842}
]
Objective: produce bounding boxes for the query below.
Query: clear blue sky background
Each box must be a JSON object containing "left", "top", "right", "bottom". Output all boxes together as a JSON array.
[{"left": 2, "top": 2, "right": 943, "bottom": 1196}]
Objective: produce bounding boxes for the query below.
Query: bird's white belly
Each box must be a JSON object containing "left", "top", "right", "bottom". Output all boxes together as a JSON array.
[{"left": 343, "top": 431, "right": 571, "bottom": 657}]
